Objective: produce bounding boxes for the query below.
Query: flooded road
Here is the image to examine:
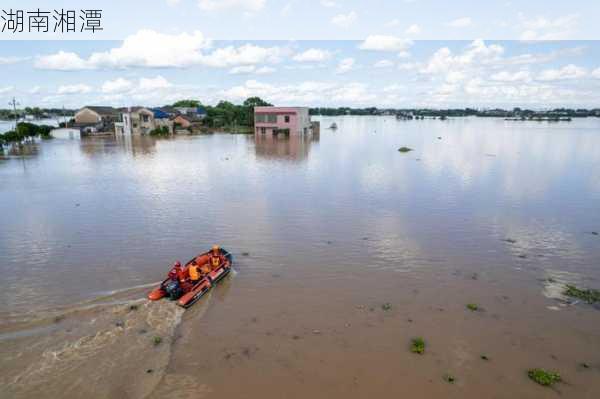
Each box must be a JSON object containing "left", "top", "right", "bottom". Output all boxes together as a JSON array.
[{"left": 1, "top": 116, "right": 600, "bottom": 398}]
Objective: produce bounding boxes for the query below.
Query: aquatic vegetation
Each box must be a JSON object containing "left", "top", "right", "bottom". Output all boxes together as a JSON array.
[
  {"left": 153, "top": 336, "right": 162, "bottom": 346},
  {"left": 410, "top": 337, "right": 425, "bottom": 354},
  {"left": 466, "top": 303, "right": 479, "bottom": 311},
  {"left": 480, "top": 355, "right": 489, "bottom": 361},
  {"left": 381, "top": 303, "right": 392, "bottom": 311},
  {"left": 527, "top": 368, "right": 561, "bottom": 386},
  {"left": 398, "top": 146, "right": 413, "bottom": 153},
  {"left": 443, "top": 374, "right": 456, "bottom": 383},
  {"left": 564, "top": 284, "right": 600, "bottom": 304}
]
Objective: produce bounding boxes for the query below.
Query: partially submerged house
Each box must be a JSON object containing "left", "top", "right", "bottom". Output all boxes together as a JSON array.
[
  {"left": 74, "top": 106, "right": 122, "bottom": 135},
  {"left": 114, "top": 107, "right": 174, "bottom": 135},
  {"left": 254, "top": 107, "right": 312, "bottom": 136}
]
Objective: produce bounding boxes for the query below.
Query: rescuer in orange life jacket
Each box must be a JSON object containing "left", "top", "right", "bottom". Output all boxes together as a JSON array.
[
  {"left": 168, "top": 261, "right": 185, "bottom": 283},
  {"left": 208, "top": 245, "right": 224, "bottom": 271},
  {"left": 188, "top": 261, "right": 201, "bottom": 283}
]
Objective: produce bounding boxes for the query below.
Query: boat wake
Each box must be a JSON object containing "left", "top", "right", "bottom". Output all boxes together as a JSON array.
[{"left": 0, "top": 284, "right": 186, "bottom": 399}]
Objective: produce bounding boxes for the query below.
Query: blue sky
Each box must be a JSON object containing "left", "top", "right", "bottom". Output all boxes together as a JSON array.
[{"left": 1, "top": 1, "right": 600, "bottom": 108}]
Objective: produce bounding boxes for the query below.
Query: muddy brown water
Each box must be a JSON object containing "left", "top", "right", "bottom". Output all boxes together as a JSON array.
[{"left": 1, "top": 116, "right": 600, "bottom": 398}]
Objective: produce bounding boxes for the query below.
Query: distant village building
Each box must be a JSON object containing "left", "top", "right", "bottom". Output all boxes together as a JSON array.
[
  {"left": 113, "top": 107, "right": 173, "bottom": 135},
  {"left": 254, "top": 106, "right": 312, "bottom": 136},
  {"left": 174, "top": 106, "right": 207, "bottom": 119},
  {"left": 74, "top": 106, "right": 121, "bottom": 135}
]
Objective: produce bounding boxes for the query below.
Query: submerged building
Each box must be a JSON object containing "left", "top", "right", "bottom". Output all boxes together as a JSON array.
[{"left": 254, "top": 106, "right": 312, "bottom": 136}]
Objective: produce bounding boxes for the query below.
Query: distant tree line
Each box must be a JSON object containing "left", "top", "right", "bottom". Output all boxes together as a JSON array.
[
  {"left": 310, "top": 107, "right": 600, "bottom": 118},
  {"left": 0, "top": 122, "right": 53, "bottom": 148},
  {"left": 178, "top": 97, "right": 272, "bottom": 128},
  {"left": 0, "top": 107, "right": 76, "bottom": 120}
]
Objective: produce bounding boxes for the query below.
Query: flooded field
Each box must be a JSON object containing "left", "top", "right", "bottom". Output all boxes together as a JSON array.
[{"left": 1, "top": 116, "right": 600, "bottom": 398}]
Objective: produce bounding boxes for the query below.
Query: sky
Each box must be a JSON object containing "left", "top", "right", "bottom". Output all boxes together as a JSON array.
[{"left": 1, "top": 0, "right": 600, "bottom": 108}]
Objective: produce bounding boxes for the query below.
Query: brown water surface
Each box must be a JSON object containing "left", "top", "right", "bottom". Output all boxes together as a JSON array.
[{"left": 1, "top": 116, "right": 600, "bottom": 398}]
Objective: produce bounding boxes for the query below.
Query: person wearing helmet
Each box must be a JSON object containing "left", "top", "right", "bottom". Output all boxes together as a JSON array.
[
  {"left": 168, "top": 261, "right": 183, "bottom": 281},
  {"left": 209, "top": 245, "right": 223, "bottom": 271}
]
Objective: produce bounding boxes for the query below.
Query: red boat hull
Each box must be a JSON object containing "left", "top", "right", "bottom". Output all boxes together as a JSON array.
[{"left": 148, "top": 248, "right": 232, "bottom": 308}]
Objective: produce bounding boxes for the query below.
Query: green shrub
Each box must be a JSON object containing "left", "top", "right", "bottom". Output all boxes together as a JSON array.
[
  {"left": 411, "top": 337, "right": 425, "bottom": 354},
  {"left": 527, "top": 368, "right": 561, "bottom": 386},
  {"left": 564, "top": 284, "right": 600, "bottom": 303},
  {"left": 150, "top": 126, "right": 170, "bottom": 136}
]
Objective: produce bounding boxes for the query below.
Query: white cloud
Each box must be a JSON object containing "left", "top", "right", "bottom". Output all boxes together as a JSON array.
[
  {"left": 320, "top": 0, "right": 337, "bottom": 7},
  {"left": 35, "top": 30, "right": 284, "bottom": 71},
  {"left": 490, "top": 70, "right": 531, "bottom": 82},
  {"left": 0, "top": 56, "right": 28, "bottom": 65},
  {"left": 57, "top": 84, "right": 92, "bottom": 95},
  {"left": 519, "top": 13, "right": 579, "bottom": 40},
  {"left": 358, "top": 35, "right": 413, "bottom": 52},
  {"left": 255, "top": 66, "right": 276, "bottom": 74},
  {"left": 219, "top": 79, "right": 376, "bottom": 106},
  {"left": 101, "top": 78, "right": 134, "bottom": 94},
  {"left": 0, "top": 86, "right": 14, "bottom": 94},
  {"left": 29, "top": 86, "right": 41, "bottom": 94},
  {"left": 446, "top": 17, "right": 472, "bottom": 28},
  {"left": 166, "top": 0, "right": 181, "bottom": 5},
  {"left": 292, "top": 48, "right": 332, "bottom": 62},
  {"left": 198, "top": 0, "right": 265, "bottom": 12},
  {"left": 383, "top": 84, "right": 403, "bottom": 93},
  {"left": 200, "top": 44, "right": 284, "bottom": 67},
  {"left": 592, "top": 67, "right": 600, "bottom": 79},
  {"left": 139, "top": 76, "right": 172, "bottom": 90},
  {"left": 398, "top": 62, "right": 418, "bottom": 71},
  {"left": 421, "top": 40, "right": 504, "bottom": 75},
  {"left": 537, "top": 64, "right": 586, "bottom": 81},
  {"left": 331, "top": 11, "right": 357, "bottom": 28},
  {"left": 35, "top": 51, "right": 90, "bottom": 70},
  {"left": 336, "top": 57, "right": 355, "bottom": 74},
  {"left": 229, "top": 65, "right": 257, "bottom": 74},
  {"left": 405, "top": 24, "right": 421, "bottom": 35},
  {"left": 374, "top": 59, "right": 394, "bottom": 68}
]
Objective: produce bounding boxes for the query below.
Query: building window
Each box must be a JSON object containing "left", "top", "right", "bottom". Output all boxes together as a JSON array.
[
  {"left": 261, "top": 127, "right": 266, "bottom": 134},
  {"left": 284, "top": 115, "right": 290, "bottom": 123},
  {"left": 256, "top": 113, "right": 278, "bottom": 123},
  {"left": 142, "top": 114, "right": 149, "bottom": 122}
]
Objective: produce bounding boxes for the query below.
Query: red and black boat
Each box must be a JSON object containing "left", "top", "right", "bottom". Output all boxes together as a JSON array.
[{"left": 148, "top": 247, "right": 233, "bottom": 308}]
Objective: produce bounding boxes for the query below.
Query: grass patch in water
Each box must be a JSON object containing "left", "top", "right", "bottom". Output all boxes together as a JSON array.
[
  {"left": 527, "top": 368, "right": 561, "bottom": 386},
  {"left": 153, "top": 336, "right": 162, "bottom": 346},
  {"left": 480, "top": 355, "right": 489, "bottom": 361},
  {"left": 381, "top": 303, "right": 392, "bottom": 311},
  {"left": 564, "top": 284, "right": 600, "bottom": 304},
  {"left": 398, "top": 147, "right": 412, "bottom": 153},
  {"left": 410, "top": 337, "right": 425, "bottom": 354},
  {"left": 466, "top": 303, "right": 479, "bottom": 311},
  {"left": 443, "top": 374, "right": 456, "bottom": 384}
]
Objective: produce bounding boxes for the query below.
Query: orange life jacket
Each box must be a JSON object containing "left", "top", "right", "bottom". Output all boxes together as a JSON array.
[
  {"left": 189, "top": 264, "right": 200, "bottom": 281},
  {"left": 211, "top": 254, "right": 221, "bottom": 268}
]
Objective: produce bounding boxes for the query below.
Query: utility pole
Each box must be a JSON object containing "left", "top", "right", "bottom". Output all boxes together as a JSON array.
[{"left": 8, "top": 97, "right": 19, "bottom": 129}]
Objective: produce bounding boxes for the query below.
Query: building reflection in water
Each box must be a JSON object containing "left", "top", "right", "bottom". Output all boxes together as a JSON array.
[
  {"left": 254, "top": 132, "right": 318, "bottom": 162},
  {"left": 80, "top": 135, "right": 157, "bottom": 158}
]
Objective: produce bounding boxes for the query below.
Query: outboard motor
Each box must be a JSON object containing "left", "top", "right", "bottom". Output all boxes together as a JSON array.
[{"left": 165, "top": 280, "right": 183, "bottom": 300}]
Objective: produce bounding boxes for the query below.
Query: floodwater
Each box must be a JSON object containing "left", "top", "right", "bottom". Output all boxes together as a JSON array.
[{"left": 1, "top": 116, "right": 600, "bottom": 398}]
